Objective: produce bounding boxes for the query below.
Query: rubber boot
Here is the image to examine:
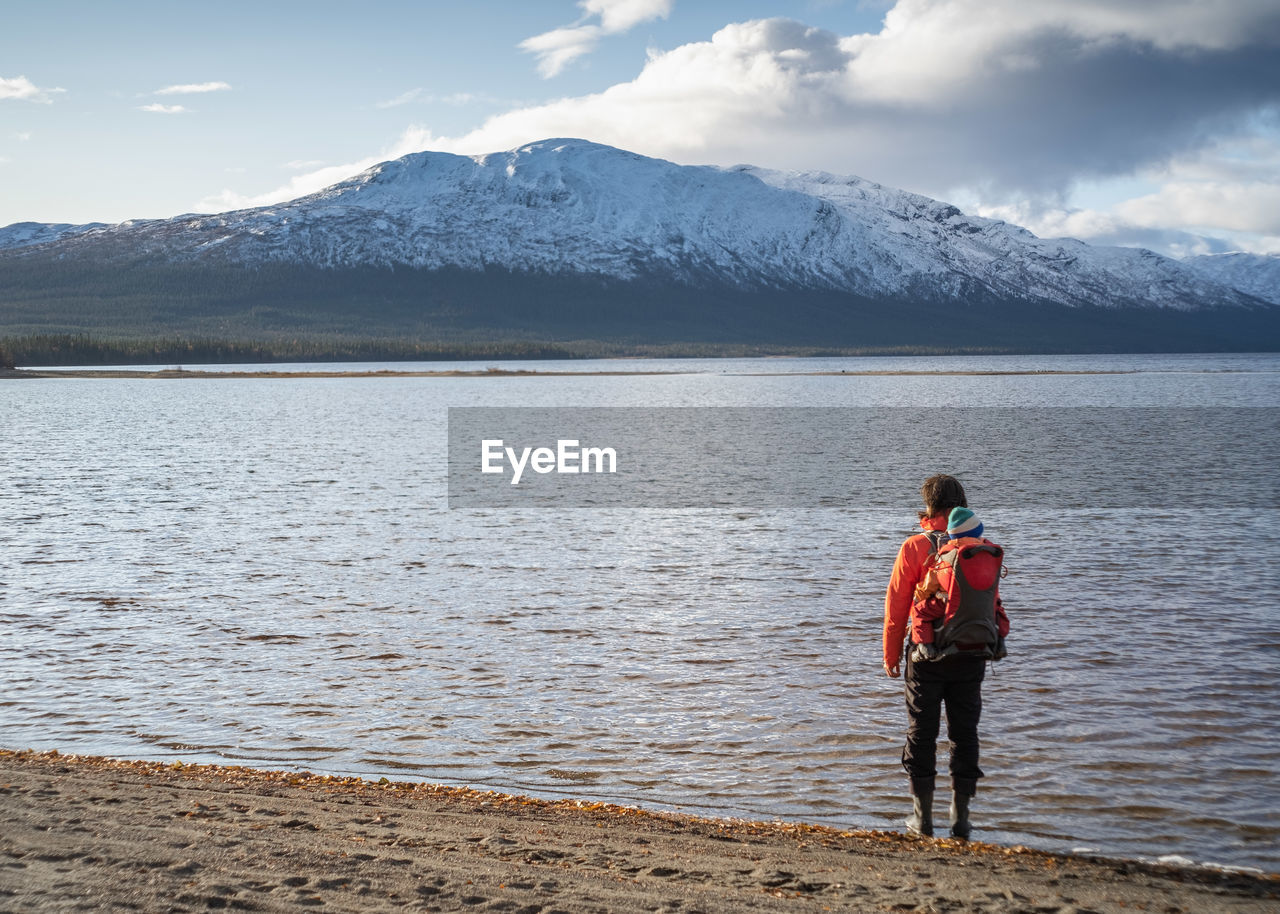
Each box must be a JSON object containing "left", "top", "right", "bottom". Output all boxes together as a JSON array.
[
  {"left": 949, "top": 792, "right": 972, "bottom": 839},
  {"left": 905, "top": 791, "right": 934, "bottom": 837}
]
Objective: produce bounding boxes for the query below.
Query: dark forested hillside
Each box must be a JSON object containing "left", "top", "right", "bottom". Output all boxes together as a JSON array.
[{"left": 2, "top": 255, "right": 1278, "bottom": 366}]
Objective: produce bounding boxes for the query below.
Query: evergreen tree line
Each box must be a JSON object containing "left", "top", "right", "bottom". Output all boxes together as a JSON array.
[
  {"left": 0, "top": 333, "right": 592, "bottom": 367},
  {"left": 0, "top": 332, "right": 988, "bottom": 368},
  {"left": 3, "top": 256, "right": 1276, "bottom": 359}
]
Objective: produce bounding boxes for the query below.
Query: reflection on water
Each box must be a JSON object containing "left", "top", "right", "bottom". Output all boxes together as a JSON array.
[{"left": 2, "top": 353, "right": 1279, "bottom": 871}]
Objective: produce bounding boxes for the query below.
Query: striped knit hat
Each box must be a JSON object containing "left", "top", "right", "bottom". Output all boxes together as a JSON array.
[{"left": 947, "top": 507, "right": 984, "bottom": 540}]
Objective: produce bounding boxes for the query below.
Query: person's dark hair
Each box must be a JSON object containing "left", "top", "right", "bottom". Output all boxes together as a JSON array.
[{"left": 919, "top": 474, "right": 967, "bottom": 519}]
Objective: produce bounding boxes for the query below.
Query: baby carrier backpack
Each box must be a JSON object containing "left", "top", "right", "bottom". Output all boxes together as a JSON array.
[{"left": 920, "top": 530, "right": 1005, "bottom": 660}]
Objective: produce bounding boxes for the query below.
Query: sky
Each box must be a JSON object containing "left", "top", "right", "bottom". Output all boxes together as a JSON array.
[{"left": 3, "top": 0, "right": 1279, "bottom": 257}]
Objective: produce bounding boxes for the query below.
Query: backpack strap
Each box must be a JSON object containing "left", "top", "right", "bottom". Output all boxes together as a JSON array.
[{"left": 907, "top": 529, "right": 947, "bottom": 654}]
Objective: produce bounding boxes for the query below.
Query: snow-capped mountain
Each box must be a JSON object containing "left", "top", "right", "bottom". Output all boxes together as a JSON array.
[
  {"left": 1183, "top": 252, "right": 1280, "bottom": 306},
  {"left": 0, "top": 221, "right": 105, "bottom": 249},
  {"left": 1, "top": 139, "right": 1267, "bottom": 313}
]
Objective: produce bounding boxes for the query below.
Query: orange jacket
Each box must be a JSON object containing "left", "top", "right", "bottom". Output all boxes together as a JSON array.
[{"left": 883, "top": 515, "right": 948, "bottom": 668}]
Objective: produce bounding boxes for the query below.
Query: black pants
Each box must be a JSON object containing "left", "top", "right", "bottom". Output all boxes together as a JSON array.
[{"left": 902, "top": 646, "right": 986, "bottom": 796}]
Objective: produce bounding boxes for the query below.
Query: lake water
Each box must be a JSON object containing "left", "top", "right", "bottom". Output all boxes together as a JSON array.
[{"left": 3, "top": 352, "right": 1279, "bottom": 871}]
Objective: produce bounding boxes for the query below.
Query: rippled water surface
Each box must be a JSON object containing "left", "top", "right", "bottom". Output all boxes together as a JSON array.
[{"left": 3, "top": 353, "right": 1279, "bottom": 870}]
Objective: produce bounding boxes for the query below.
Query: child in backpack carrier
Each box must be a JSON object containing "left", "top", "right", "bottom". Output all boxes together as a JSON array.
[{"left": 910, "top": 507, "right": 1009, "bottom": 662}]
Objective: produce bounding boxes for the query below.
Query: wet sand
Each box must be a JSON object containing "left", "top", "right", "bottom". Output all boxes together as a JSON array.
[{"left": 2, "top": 751, "right": 1275, "bottom": 913}]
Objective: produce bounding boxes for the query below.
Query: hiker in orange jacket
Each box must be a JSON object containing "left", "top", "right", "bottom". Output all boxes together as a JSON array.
[{"left": 883, "top": 475, "right": 1005, "bottom": 840}]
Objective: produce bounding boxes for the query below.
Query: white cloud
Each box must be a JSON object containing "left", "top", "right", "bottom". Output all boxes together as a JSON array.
[
  {"left": 196, "top": 129, "right": 434, "bottom": 212},
  {"left": 975, "top": 201, "right": 1124, "bottom": 242},
  {"left": 1118, "top": 181, "right": 1280, "bottom": 236},
  {"left": 377, "top": 88, "right": 427, "bottom": 109},
  {"left": 139, "top": 103, "right": 187, "bottom": 114},
  {"left": 521, "top": 0, "right": 673, "bottom": 77},
  {"left": 458, "top": 20, "right": 855, "bottom": 157},
  {"left": 520, "top": 25, "right": 604, "bottom": 78},
  {"left": 205, "top": 1, "right": 1280, "bottom": 255},
  {"left": 1, "top": 75, "right": 66, "bottom": 104},
  {"left": 972, "top": 135, "right": 1280, "bottom": 255},
  {"left": 155, "top": 81, "right": 231, "bottom": 95},
  {"left": 1129, "top": 138, "right": 1280, "bottom": 240},
  {"left": 839, "top": 0, "right": 1280, "bottom": 104},
  {"left": 440, "top": 92, "right": 486, "bottom": 106},
  {"left": 285, "top": 159, "right": 326, "bottom": 170},
  {"left": 425, "top": 3, "right": 1280, "bottom": 204},
  {"left": 16, "top": 131, "right": 32, "bottom": 141},
  {"left": 583, "top": 0, "right": 673, "bottom": 32},
  {"left": 376, "top": 88, "right": 499, "bottom": 109}
]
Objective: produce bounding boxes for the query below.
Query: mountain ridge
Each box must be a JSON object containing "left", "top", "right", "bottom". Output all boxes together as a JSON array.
[
  {"left": 3, "top": 139, "right": 1269, "bottom": 311},
  {"left": 1183, "top": 252, "right": 1280, "bottom": 306},
  {"left": 1, "top": 139, "right": 1277, "bottom": 355}
]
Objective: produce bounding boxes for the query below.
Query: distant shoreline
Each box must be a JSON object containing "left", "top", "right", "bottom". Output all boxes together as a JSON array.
[{"left": 2, "top": 366, "right": 1145, "bottom": 379}]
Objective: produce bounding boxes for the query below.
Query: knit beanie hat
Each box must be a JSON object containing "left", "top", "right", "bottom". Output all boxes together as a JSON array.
[{"left": 947, "top": 506, "right": 983, "bottom": 540}]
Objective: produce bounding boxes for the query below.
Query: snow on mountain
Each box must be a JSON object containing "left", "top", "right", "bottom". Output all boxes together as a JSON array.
[
  {"left": 0, "top": 221, "right": 106, "bottom": 249},
  {"left": 1, "top": 139, "right": 1268, "bottom": 312},
  {"left": 1183, "top": 252, "right": 1280, "bottom": 306},
  {"left": 741, "top": 167, "right": 1257, "bottom": 311}
]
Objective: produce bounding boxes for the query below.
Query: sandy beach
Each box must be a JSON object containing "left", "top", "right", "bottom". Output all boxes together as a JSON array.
[{"left": 1, "top": 751, "right": 1275, "bottom": 913}]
